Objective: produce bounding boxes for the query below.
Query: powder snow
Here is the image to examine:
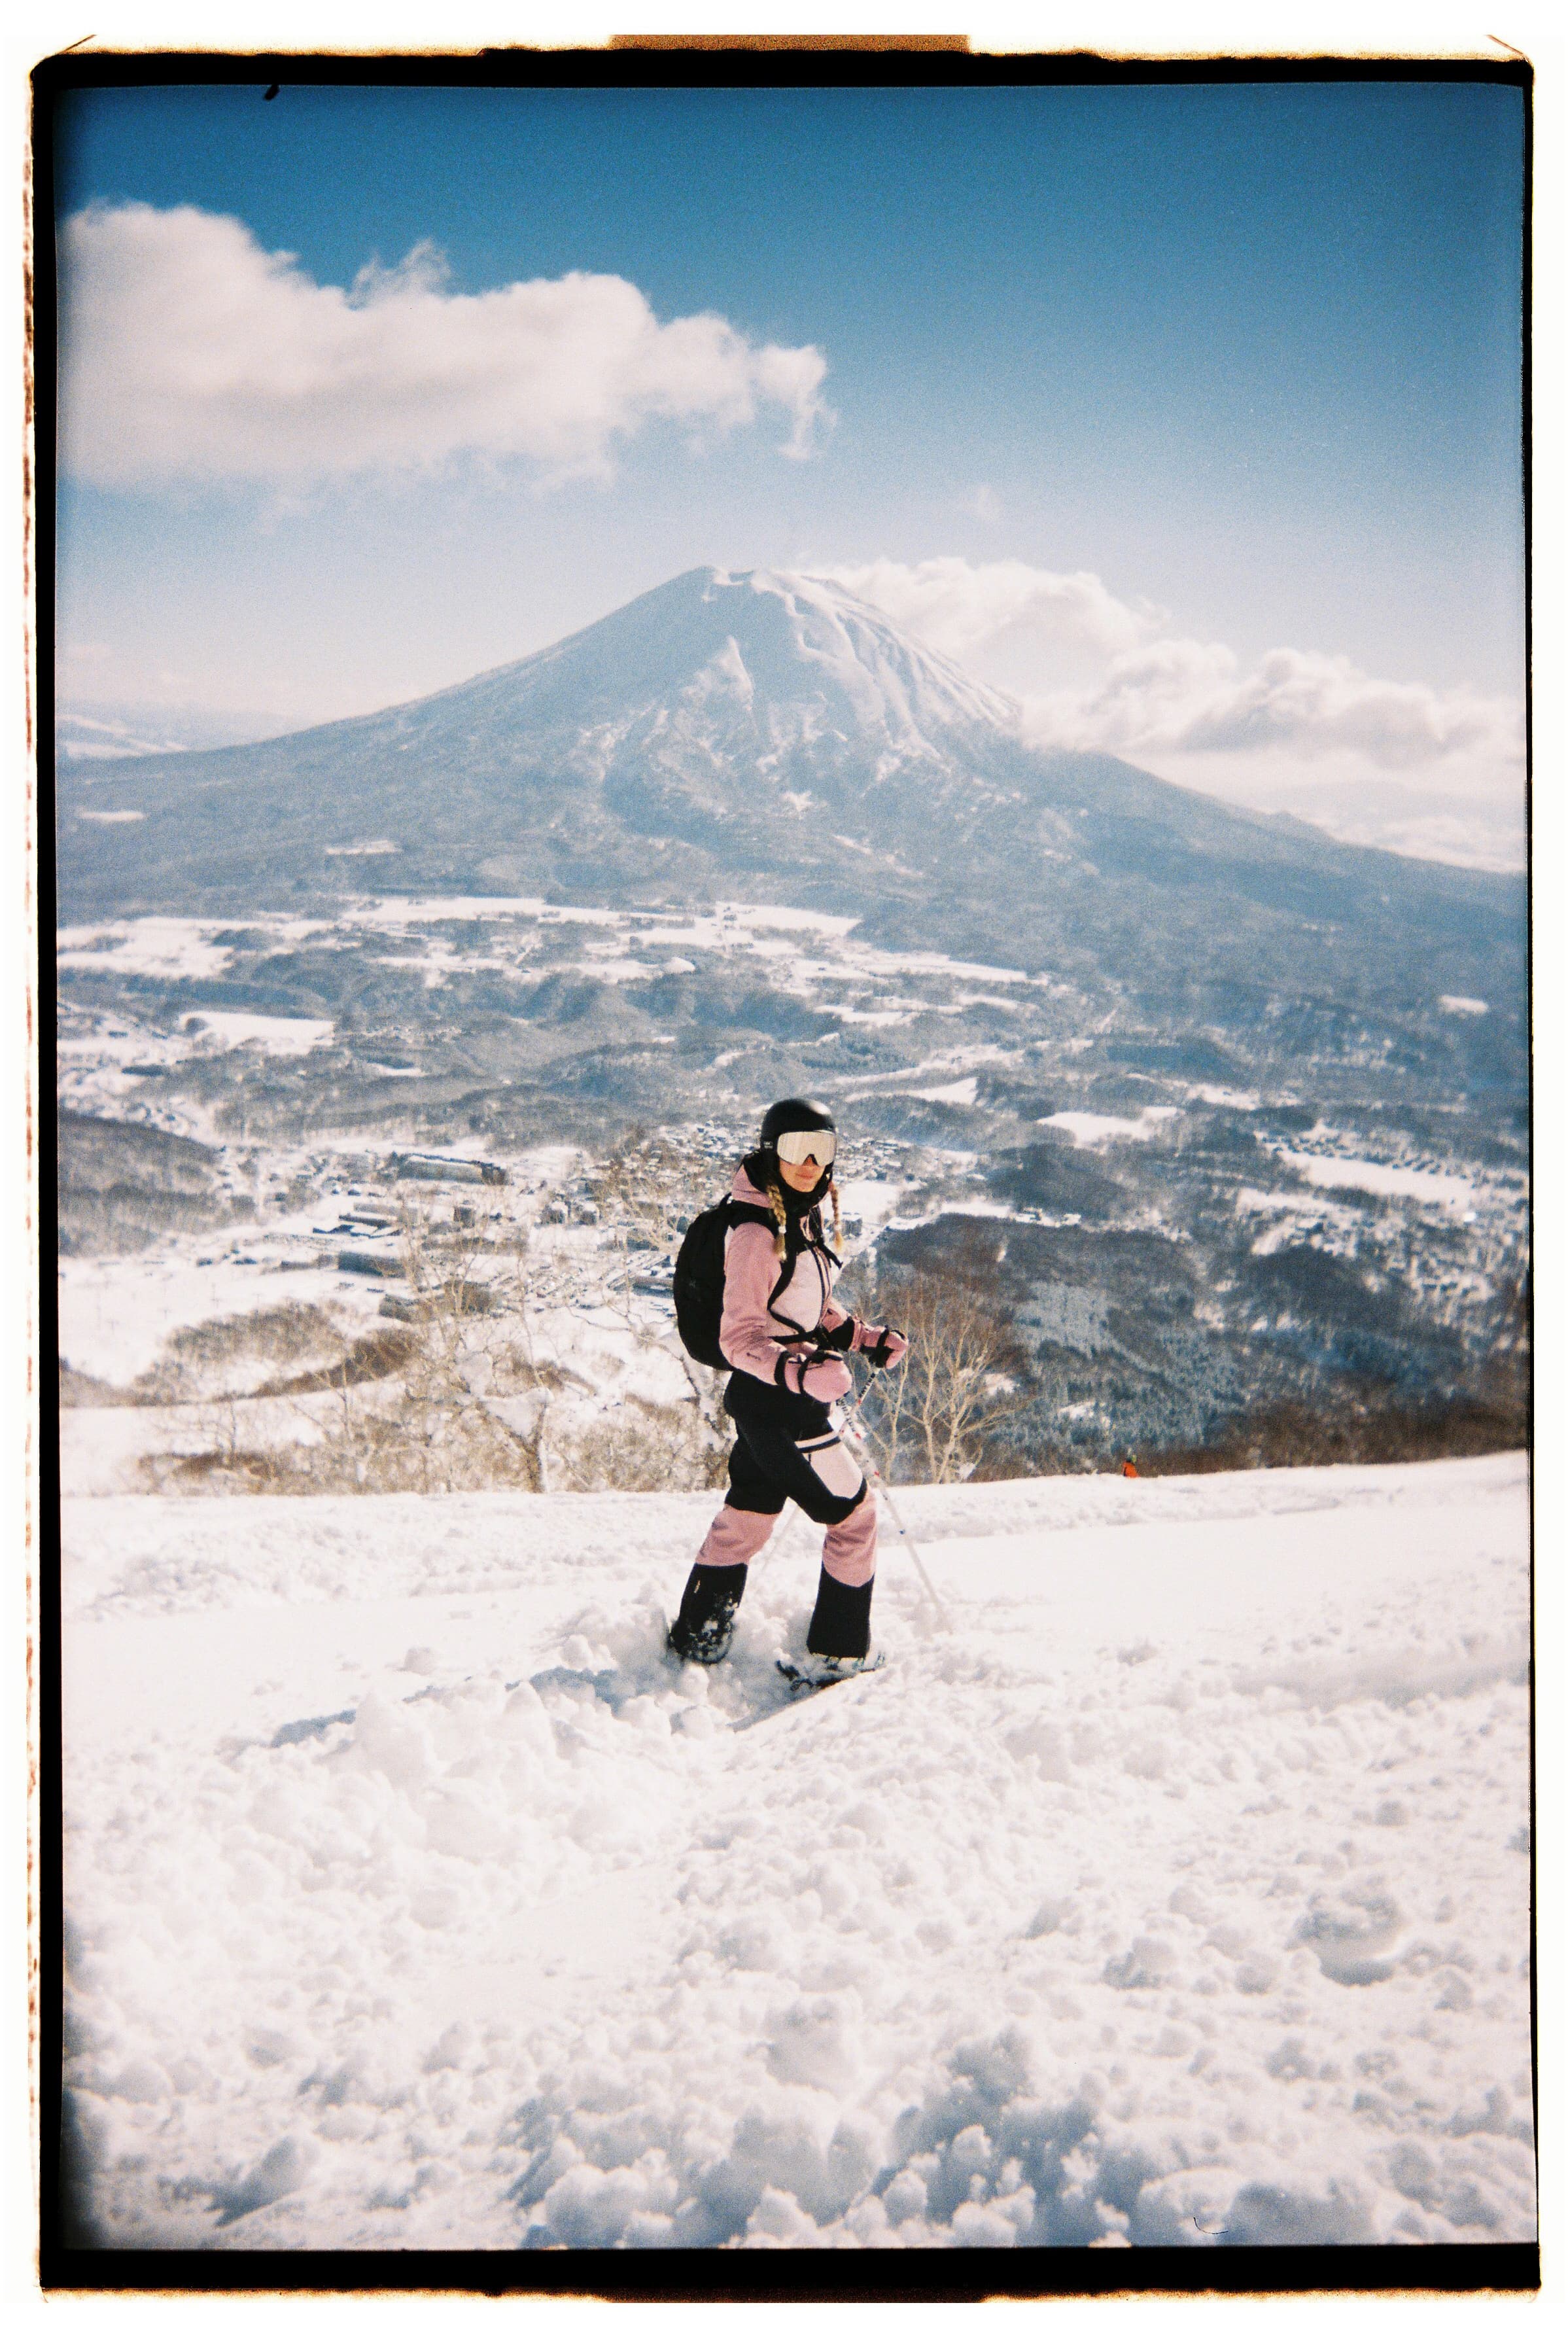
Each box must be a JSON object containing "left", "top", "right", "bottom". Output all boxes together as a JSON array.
[{"left": 60, "top": 1452, "right": 1533, "bottom": 2251}]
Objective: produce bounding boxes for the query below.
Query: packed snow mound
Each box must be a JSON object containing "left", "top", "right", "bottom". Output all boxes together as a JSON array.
[{"left": 61, "top": 1454, "right": 1533, "bottom": 2251}]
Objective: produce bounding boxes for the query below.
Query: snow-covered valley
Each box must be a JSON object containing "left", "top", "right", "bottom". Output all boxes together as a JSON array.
[
  {"left": 60, "top": 1452, "right": 1534, "bottom": 2254},
  {"left": 55, "top": 889, "right": 1530, "bottom": 1484}
]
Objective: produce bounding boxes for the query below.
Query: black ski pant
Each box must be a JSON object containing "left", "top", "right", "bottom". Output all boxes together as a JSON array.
[{"left": 673, "top": 1377, "right": 879, "bottom": 1658}]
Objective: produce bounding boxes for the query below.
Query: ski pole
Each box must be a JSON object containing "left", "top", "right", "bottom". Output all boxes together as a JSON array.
[{"left": 835, "top": 1386, "right": 953, "bottom": 1633}]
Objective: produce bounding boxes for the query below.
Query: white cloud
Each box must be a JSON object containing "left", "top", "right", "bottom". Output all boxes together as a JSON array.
[
  {"left": 1033, "top": 636, "right": 1523, "bottom": 772},
  {"left": 833, "top": 556, "right": 1519, "bottom": 778},
  {"left": 842, "top": 561, "right": 1525, "bottom": 781},
  {"left": 60, "top": 203, "right": 830, "bottom": 489},
  {"left": 828, "top": 554, "right": 1158, "bottom": 675},
  {"left": 831, "top": 555, "right": 1525, "bottom": 869}
]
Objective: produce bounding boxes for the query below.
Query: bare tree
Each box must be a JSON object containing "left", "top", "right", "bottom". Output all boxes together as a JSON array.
[
  {"left": 858, "top": 1268, "right": 1023, "bottom": 1485},
  {"left": 385, "top": 1193, "right": 553, "bottom": 1491},
  {"left": 592, "top": 1127, "right": 723, "bottom": 1252},
  {"left": 143, "top": 1163, "right": 735, "bottom": 1498},
  {"left": 387, "top": 1186, "right": 725, "bottom": 1495}
]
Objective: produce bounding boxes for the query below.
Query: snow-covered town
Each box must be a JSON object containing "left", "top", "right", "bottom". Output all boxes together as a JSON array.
[{"left": 57, "top": 896, "right": 1529, "bottom": 1497}]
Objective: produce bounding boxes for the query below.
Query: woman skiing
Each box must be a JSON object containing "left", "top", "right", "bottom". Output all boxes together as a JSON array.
[{"left": 667, "top": 1099, "right": 907, "bottom": 1678}]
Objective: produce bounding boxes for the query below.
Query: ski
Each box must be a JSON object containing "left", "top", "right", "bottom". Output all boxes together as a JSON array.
[{"left": 775, "top": 1652, "right": 886, "bottom": 1698}]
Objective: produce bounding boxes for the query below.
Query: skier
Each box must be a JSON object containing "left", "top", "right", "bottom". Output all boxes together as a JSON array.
[{"left": 667, "top": 1099, "right": 907, "bottom": 1678}]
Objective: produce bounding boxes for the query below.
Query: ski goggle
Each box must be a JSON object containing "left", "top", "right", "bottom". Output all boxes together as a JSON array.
[{"left": 775, "top": 1127, "right": 836, "bottom": 1169}]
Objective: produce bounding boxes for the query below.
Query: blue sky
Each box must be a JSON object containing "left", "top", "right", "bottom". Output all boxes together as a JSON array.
[{"left": 54, "top": 75, "right": 1526, "bottom": 863}]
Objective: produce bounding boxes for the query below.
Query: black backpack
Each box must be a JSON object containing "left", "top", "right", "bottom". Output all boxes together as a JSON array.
[{"left": 672, "top": 1199, "right": 775, "bottom": 1369}]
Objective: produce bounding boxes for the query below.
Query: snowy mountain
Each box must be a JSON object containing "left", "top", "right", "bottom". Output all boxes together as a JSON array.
[
  {"left": 54, "top": 566, "right": 1523, "bottom": 1036},
  {"left": 432, "top": 560, "right": 1019, "bottom": 790},
  {"left": 56, "top": 568, "right": 1013, "bottom": 907}
]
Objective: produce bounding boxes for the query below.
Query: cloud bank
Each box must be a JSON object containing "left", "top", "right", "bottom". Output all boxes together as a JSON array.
[
  {"left": 1032, "top": 637, "right": 1522, "bottom": 772},
  {"left": 60, "top": 203, "right": 830, "bottom": 489},
  {"left": 832, "top": 557, "right": 1524, "bottom": 867},
  {"left": 829, "top": 554, "right": 1159, "bottom": 666},
  {"left": 832, "top": 556, "right": 1520, "bottom": 776}
]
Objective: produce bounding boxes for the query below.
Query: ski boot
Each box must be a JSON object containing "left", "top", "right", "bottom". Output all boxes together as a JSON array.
[
  {"left": 667, "top": 1562, "right": 748, "bottom": 1666},
  {"left": 804, "top": 1566, "right": 874, "bottom": 1664},
  {"left": 776, "top": 1566, "right": 885, "bottom": 1691}
]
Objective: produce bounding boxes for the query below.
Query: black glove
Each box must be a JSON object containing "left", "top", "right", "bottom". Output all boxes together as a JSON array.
[
  {"left": 815, "top": 1314, "right": 856, "bottom": 1354},
  {"left": 860, "top": 1324, "right": 908, "bottom": 1371}
]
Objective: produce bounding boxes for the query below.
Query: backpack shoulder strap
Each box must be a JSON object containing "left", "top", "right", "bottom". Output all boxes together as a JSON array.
[{"left": 721, "top": 1201, "right": 776, "bottom": 1231}]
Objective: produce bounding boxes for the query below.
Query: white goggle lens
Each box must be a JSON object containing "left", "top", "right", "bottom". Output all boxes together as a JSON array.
[{"left": 775, "top": 1128, "right": 835, "bottom": 1168}]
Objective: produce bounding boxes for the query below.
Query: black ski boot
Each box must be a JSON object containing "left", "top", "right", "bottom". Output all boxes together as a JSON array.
[
  {"left": 667, "top": 1562, "right": 749, "bottom": 1665},
  {"left": 805, "top": 1566, "right": 873, "bottom": 1662}
]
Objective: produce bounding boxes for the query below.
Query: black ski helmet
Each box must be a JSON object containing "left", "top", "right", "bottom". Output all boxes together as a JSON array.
[{"left": 758, "top": 1097, "right": 837, "bottom": 1155}]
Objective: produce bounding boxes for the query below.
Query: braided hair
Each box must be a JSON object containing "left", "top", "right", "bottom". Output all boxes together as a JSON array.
[
  {"left": 764, "top": 1172, "right": 790, "bottom": 1259},
  {"left": 761, "top": 1176, "right": 843, "bottom": 1258}
]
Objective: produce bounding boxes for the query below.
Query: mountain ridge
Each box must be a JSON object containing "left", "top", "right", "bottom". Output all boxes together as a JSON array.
[{"left": 55, "top": 565, "right": 1524, "bottom": 1047}]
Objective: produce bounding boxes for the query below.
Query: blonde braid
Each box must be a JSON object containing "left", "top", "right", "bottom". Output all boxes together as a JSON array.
[
  {"left": 765, "top": 1175, "right": 789, "bottom": 1259},
  {"left": 828, "top": 1178, "right": 842, "bottom": 1254}
]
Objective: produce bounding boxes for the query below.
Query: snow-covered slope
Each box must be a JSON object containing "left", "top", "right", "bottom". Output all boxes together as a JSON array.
[
  {"left": 61, "top": 1453, "right": 1533, "bottom": 2251},
  {"left": 425, "top": 565, "right": 1018, "bottom": 777}
]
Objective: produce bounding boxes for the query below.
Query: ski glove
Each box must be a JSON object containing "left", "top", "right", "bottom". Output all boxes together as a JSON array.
[
  {"left": 853, "top": 1322, "right": 909, "bottom": 1371},
  {"left": 778, "top": 1351, "right": 854, "bottom": 1401}
]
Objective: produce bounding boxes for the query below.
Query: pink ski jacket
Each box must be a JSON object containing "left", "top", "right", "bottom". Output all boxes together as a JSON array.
[{"left": 718, "top": 1164, "right": 880, "bottom": 1392}]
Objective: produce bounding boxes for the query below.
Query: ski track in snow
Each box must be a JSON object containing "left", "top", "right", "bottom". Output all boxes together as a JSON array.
[{"left": 61, "top": 1453, "right": 1534, "bottom": 2253}]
